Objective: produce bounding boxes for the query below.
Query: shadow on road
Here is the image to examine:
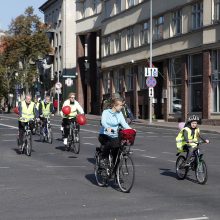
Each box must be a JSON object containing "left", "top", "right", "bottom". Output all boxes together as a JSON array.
[
  {"left": 87, "top": 157, "right": 95, "bottom": 165},
  {"left": 55, "top": 146, "right": 67, "bottom": 151},
  {"left": 159, "top": 168, "right": 177, "bottom": 179},
  {"left": 85, "top": 174, "right": 98, "bottom": 186},
  {"left": 12, "top": 148, "right": 35, "bottom": 155}
]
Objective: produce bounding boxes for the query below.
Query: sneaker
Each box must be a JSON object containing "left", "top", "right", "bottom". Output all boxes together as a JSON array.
[{"left": 63, "top": 138, "right": 67, "bottom": 145}]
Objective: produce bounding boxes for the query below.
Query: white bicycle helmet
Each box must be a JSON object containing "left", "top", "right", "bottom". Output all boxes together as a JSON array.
[{"left": 187, "top": 115, "right": 200, "bottom": 123}]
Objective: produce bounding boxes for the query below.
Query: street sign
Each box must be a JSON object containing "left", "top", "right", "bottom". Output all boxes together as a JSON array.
[
  {"left": 65, "top": 78, "right": 73, "bottom": 87},
  {"left": 146, "top": 76, "right": 157, "bottom": 88},
  {"left": 145, "top": 67, "right": 158, "bottom": 77},
  {"left": 55, "top": 82, "right": 62, "bottom": 89},
  {"left": 149, "top": 87, "right": 154, "bottom": 97}
]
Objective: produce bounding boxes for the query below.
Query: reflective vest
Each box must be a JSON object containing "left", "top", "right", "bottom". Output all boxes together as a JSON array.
[
  {"left": 176, "top": 127, "right": 200, "bottom": 152},
  {"left": 62, "top": 100, "right": 78, "bottom": 119},
  {"left": 42, "top": 101, "right": 51, "bottom": 117},
  {"left": 19, "top": 101, "right": 35, "bottom": 122}
]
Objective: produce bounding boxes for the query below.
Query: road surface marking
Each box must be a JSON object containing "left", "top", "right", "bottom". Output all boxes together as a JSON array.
[
  {"left": 2, "top": 140, "right": 16, "bottom": 142},
  {"left": 168, "top": 160, "right": 176, "bottom": 163},
  {"left": 143, "top": 155, "right": 156, "bottom": 159},
  {"left": 0, "top": 167, "right": 10, "bottom": 169},
  {"left": 83, "top": 137, "right": 97, "bottom": 139},
  {"left": 83, "top": 143, "right": 95, "bottom": 145},
  {"left": 174, "top": 217, "right": 209, "bottom": 220},
  {"left": 162, "top": 152, "right": 176, "bottom": 155},
  {"left": 46, "top": 165, "right": 86, "bottom": 168},
  {"left": 0, "top": 123, "right": 17, "bottom": 129},
  {"left": 132, "top": 148, "right": 146, "bottom": 152}
]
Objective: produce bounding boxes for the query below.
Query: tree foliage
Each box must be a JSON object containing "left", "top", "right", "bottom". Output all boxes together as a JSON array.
[{"left": 0, "top": 6, "right": 51, "bottom": 97}]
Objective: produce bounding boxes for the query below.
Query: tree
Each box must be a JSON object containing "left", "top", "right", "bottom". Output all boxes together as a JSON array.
[{"left": 0, "top": 6, "right": 51, "bottom": 97}]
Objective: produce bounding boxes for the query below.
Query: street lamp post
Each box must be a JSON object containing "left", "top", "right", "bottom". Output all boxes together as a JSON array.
[{"left": 149, "top": 0, "right": 153, "bottom": 124}]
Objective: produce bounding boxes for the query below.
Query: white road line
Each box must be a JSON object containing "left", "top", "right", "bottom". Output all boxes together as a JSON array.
[
  {"left": 2, "top": 140, "right": 16, "bottom": 142},
  {"left": 143, "top": 155, "right": 156, "bottom": 159},
  {"left": 0, "top": 167, "right": 10, "bottom": 169},
  {"left": 0, "top": 123, "right": 17, "bottom": 129},
  {"left": 162, "top": 152, "right": 176, "bottom": 155},
  {"left": 83, "top": 143, "right": 95, "bottom": 146},
  {"left": 168, "top": 160, "right": 176, "bottom": 163},
  {"left": 132, "top": 148, "right": 146, "bottom": 152},
  {"left": 174, "top": 217, "right": 209, "bottom": 220},
  {"left": 2, "top": 134, "right": 16, "bottom": 136},
  {"left": 83, "top": 137, "right": 97, "bottom": 139},
  {"left": 46, "top": 165, "right": 86, "bottom": 168}
]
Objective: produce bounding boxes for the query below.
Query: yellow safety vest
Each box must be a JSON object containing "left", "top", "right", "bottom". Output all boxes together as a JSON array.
[
  {"left": 176, "top": 127, "right": 200, "bottom": 152},
  {"left": 19, "top": 101, "right": 35, "bottom": 122},
  {"left": 42, "top": 101, "right": 51, "bottom": 117}
]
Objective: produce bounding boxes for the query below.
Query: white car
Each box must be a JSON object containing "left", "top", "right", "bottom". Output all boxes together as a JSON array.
[{"left": 173, "top": 99, "right": 182, "bottom": 112}]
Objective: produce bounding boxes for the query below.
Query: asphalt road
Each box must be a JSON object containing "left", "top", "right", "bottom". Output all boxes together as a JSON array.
[{"left": 0, "top": 114, "right": 220, "bottom": 220}]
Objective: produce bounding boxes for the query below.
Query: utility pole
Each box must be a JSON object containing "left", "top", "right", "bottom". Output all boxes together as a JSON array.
[{"left": 149, "top": 0, "right": 153, "bottom": 124}]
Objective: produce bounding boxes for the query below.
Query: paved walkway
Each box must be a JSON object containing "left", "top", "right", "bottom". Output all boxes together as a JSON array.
[{"left": 86, "top": 114, "right": 220, "bottom": 134}]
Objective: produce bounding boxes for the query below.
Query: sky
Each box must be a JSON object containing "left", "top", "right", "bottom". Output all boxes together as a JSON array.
[{"left": 0, "top": 0, "right": 47, "bottom": 31}]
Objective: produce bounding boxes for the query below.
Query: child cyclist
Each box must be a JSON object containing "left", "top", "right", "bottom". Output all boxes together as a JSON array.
[{"left": 176, "top": 115, "right": 209, "bottom": 166}]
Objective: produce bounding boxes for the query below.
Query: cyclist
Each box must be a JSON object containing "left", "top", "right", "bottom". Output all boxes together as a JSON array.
[
  {"left": 99, "top": 98, "right": 132, "bottom": 164},
  {"left": 61, "top": 92, "right": 84, "bottom": 147},
  {"left": 38, "top": 95, "right": 55, "bottom": 136},
  {"left": 176, "top": 115, "right": 209, "bottom": 166},
  {"left": 18, "top": 95, "right": 39, "bottom": 148}
]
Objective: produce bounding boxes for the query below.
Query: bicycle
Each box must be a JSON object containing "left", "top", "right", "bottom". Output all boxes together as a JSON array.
[
  {"left": 94, "top": 129, "right": 136, "bottom": 193},
  {"left": 66, "top": 120, "right": 80, "bottom": 154},
  {"left": 34, "top": 118, "right": 41, "bottom": 135},
  {"left": 17, "top": 120, "right": 33, "bottom": 156},
  {"left": 176, "top": 140, "right": 208, "bottom": 184},
  {"left": 40, "top": 115, "right": 53, "bottom": 144}
]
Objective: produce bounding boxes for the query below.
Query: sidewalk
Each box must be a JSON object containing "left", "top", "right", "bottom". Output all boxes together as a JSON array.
[{"left": 85, "top": 114, "right": 220, "bottom": 134}]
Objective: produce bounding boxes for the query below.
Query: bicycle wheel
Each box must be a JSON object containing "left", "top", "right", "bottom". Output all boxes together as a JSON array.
[
  {"left": 26, "top": 134, "right": 32, "bottom": 156},
  {"left": 176, "top": 155, "right": 188, "bottom": 180},
  {"left": 195, "top": 160, "right": 208, "bottom": 184},
  {"left": 94, "top": 152, "right": 107, "bottom": 187},
  {"left": 116, "top": 155, "right": 135, "bottom": 193},
  {"left": 73, "top": 130, "right": 80, "bottom": 154},
  {"left": 48, "top": 128, "right": 53, "bottom": 144},
  {"left": 40, "top": 127, "right": 45, "bottom": 142}
]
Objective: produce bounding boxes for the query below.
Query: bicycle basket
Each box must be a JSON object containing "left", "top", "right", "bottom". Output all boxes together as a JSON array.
[{"left": 119, "top": 129, "right": 136, "bottom": 145}]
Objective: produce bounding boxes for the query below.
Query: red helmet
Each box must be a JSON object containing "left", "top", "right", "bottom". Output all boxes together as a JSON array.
[
  {"left": 76, "top": 114, "right": 87, "bottom": 125},
  {"left": 119, "top": 129, "right": 136, "bottom": 145},
  {"left": 62, "top": 106, "right": 71, "bottom": 115},
  {"left": 13, "top": 106, "right": 19, "bottom": 114}
]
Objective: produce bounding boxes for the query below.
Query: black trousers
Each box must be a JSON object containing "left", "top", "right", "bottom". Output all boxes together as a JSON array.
[
  {"left": 183, "top": 144, "right": 194, "bottom": 163},
  {"left": 62, "top": 118, "right": 79, "bottom": 138},
  {"left": 98, "top": 134, "right": 120, "bottom": 159},
  {"left": 18, "top": 120, "right": 35, "bottom": 143}
]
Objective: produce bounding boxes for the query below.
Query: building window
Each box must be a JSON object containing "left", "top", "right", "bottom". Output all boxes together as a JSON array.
[
  {"left": 214, "top": 0, "right": 220, "bottom": 21},
  {"left": 155, "top": 16, "right": 164, "bottom": 40},
  {"left": 105, "top": 0, "right": 112, "bottom": 18},
  {"left": 103, "top": 72, "right": 111, "bottom": 94},
  {"left": 138, "top": 65, "right": 146, "bottom": 89},
  {"left": 114, "top": 33, "right": 121, "bottom": 53},
  {"left": 189, "top": 54, "right": 203, "bottom": 112},
  {"left": 93, "top": 0, "right": 98, "bottom": 14},
  {"left": 114, "top": 71, "right": 120, "bottom": 92},
  {"left": 172, "top": 9, "right": 182, "bottom": 36},
  {"left": 170, "top": 58, "right": 183, "bottom": 113},
  {"left": 81, "top": 1, "right": 86, "bottom": 18},
  {"left": 104, "top": 36, "right": 111, "bottom": 56},
  {"left": 126, "top": 67, "right": 134, "bottom": 91},
  {"left": 211, "top": 50, "right": 220, "bottom": 112},
  {"left": 140, "top": 22, "right": 149, "bottom": 45},
  {"left": 115, "top": 0, "right": 121, "bottom": 14},
  {"left": 126, "top": 27, "right": 134, "bottom": 50},
  {"left": 127, "top": 0, "right": 134, "bottom": 7},
  {"left": 192, "top": 2, "right": 203, "bottom": 29}
]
